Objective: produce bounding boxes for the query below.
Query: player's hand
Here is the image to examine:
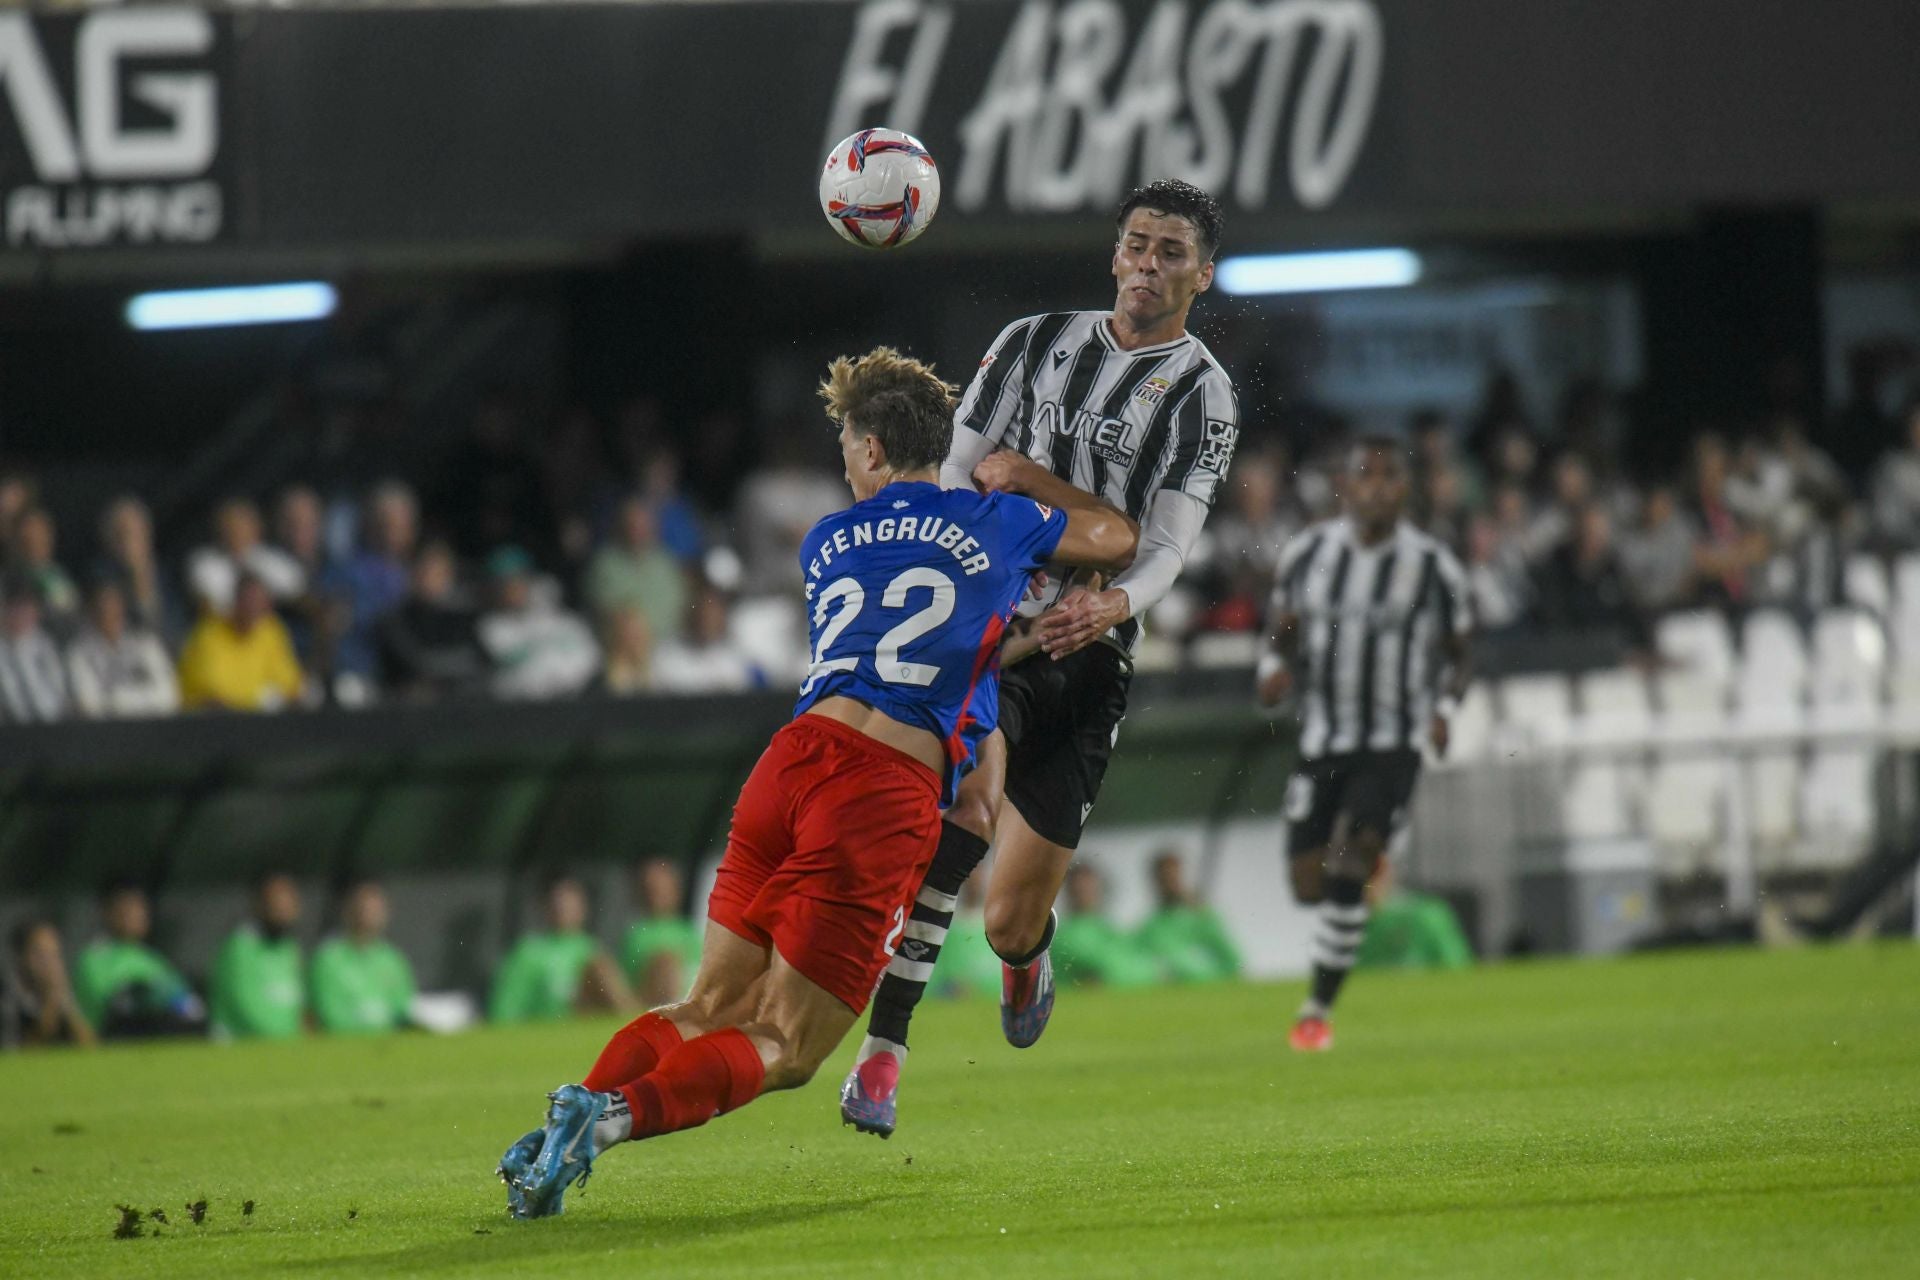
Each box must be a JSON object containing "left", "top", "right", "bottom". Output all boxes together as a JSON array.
[
  {"left": 1001, "top": 617, "right": 1043, "bottom": 666},
  {"left": 1257, "top": 666, "right": 1294, "bottom": 708},
  {"left": 1025, "top": 569, "right": 1050, "bottom": 601},
  {"left": 1035, "top": 586, "right": 1131, "bottom": 660},
  {"left": 1429, "top": 713, "right": 1451, "bottom": 759},
  {"left": 973, "top": 450, "right": 1036, "bottom": 495}
]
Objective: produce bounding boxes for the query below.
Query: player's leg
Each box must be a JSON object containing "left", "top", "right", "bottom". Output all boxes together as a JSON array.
[
  {"left": 1298, "top": 752, "right": 1419, "bottom": 1048},
  {"left": 845, "top": 731, "right": 1005, "bottom": 1134},
  {"left": 986, "top": 645, "right": 1131, "bottom": 1047},
  {"left": 1283, "top": 758, "right": 1345, "bottom": 1051},
  {"left": 582, "top": 921, "right": 770, "bottom": 1091}
]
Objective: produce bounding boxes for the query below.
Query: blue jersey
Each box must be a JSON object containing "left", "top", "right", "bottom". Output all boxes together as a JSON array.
[{"left": 793, "top": 481, "right": 1067, "bottom": 804}]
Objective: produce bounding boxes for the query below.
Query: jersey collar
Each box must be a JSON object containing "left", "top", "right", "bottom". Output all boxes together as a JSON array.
[{"left": 1096, "top": 317, "right": 1192, "bottom": 357}]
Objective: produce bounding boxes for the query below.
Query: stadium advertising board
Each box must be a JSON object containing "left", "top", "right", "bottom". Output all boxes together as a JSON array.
[{"left": 0, "top": 7, "right": 228, "bottom": 250}]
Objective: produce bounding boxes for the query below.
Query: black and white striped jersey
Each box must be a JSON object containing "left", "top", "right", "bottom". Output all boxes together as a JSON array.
[
  {"left": 954, "top": 310, "right": 1239, "bottom": 650},
  {"left": 1271, "top": 517, "right": 1472, "bottom": 760}
]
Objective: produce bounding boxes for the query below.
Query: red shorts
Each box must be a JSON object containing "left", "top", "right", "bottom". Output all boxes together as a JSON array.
[{"left": 707, "top": 714, "right": 942, "bottom": 1013}]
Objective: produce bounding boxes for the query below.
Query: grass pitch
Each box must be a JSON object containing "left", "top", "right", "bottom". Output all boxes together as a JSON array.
[{"left": 3, "top": 944, "right": 1917, "bottom": 1278}]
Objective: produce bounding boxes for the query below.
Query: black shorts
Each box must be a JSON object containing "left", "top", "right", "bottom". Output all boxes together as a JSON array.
[
  {"left": 1284, "top": 750, "right": 1422, "bottom": 855},
  {"left": 997, "top": 642, "right": 1132, "bottom": 850}
]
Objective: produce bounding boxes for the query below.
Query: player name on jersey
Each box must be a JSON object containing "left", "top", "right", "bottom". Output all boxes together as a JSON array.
[{"left": 806, "top": 510, "right": 1011, "bottom": 587}]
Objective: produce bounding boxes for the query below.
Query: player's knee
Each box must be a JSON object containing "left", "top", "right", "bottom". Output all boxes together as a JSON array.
[
  {"left": 761, "top": 1034, "right": 828, "bottom": 1091},
  {"left": 1327, "top": 834, "right": 1383, "bottom": 883},
  {"left": 984, "top": 900, "right": 1046, "bottom": 959},
  {"left": 1289, "top": 856, "right": 1325, "bottom": 905},
  {"left": 948, "top": 788, "right": 1000, "bottom": 843}
]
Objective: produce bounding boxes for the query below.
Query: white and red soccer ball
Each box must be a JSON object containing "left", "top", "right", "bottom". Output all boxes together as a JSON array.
[{"left": 819, "top": 128, "right": 941, "bottom": 250}]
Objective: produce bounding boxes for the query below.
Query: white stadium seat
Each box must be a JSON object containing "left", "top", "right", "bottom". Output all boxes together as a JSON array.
[
  {"left": 1577, "top": 667, "right": 1654, "bottom": 744},
  {"left": 1798, "top": 748, "right": 1877, "bottom": 868},
  {"left": 729, "top": 595, "right": 805, "bottom": 683},
  {"left": 1735, "top": 610, "right": 1807, "bottom": 729},
  {"left": 1499, "top": 674, "right": 1575, "bottom": 749},
  {"left": 1188, "top": 630, "right": 1262, "bottom": 670},
  {"left": 1845, "top": 554, "right": 1893, "bottom": 618},
  {"left": 1810, "top": 609, "right": 1887, "bottom": 712},
  {"left": 1655, "top": 611, "right": 1736, "bottom": 689},
  {"left": 1439, "top": 683, "right": 1495, "bottom": 765},
  {"left": 1645, "top": 756, "right": 1725, "bottom": 875}
]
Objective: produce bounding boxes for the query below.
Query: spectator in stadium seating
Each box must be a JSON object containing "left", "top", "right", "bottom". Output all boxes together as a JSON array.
[
  {"left": 1481, "top": 421, "right": 1541, "bottom": 499},
  {"left": 65, "top": 579, "right": 179, "bottom": 718},
  {"left": 1523, "top": 452, "right": 1596, "bottom": 561},
  {"left": 188, "top": 497, "right": 305, "bottom": 615},
  {"left": 584, "top": 494, "right": 688, "bottom": 642},
  {"left": 176, "top": 572, "right": 305, "bottom": 712},
  {"left": 1689, "top": 433, "right": 1768, "bottom": 606},
  {"left": 1198, "top": 447, "right": 1302, "bottom": 630},
  {"left": 73, "top": 881, "right": 204, "bottom": 1039},
  {"left": 545, "top": 407, "right": 609, "bottom": 576},
  {"left": 317, "top": 480, "right": 418, "bottom": 691},
  {"left": 211, "top": 871, "right": 306, "bottom": 1040},
  {"left": 1411, "top": 410, "right": 1484, "bottom": 525},
  {"left": 0, "top": 469, "right": 33, "bottom": 562},
  {"left": 1533, "top": 504, "right": 1638, "bottom": 631},
  {"left": 310, "top": 879, "right": 417, "bottom": 1035},
  {"left": 378, "top": 540, "right": 488, "bottom": 702},
  {"left": 478, "top": 546, "right": 600, "bottom": 699},
  {"left": 601, "top": 606, "right": 655, "bottom": 695},
  {"left": 273, "top": 485, "right": 334, "bottom": 668},
  {"left": 1615, "top": 485, "right": 1699, "bottom": 614},
  {"left": 7, "top": 505, "right": 80, "bottom": 635},
  {"left": 2, "top": 918, "right": 95, "bottom": 1050},
  {"left": 490, "top": 872, "right": 630, "bottom": 1023},
  {"left": 1052, "top": 863, "right": 1162, "bottom": 989},
  {"left": 0, "top": 573, "right": 69, "bottom": 723},
  {"left": 651, "top": 585, "right": 760, "bottom": 693},
  {"left": 620, "top": 858, "right": 702, "bottom": 1006},
  {"left": 1134, "top": 849, "right": 1242, "bottom": 983},
  {"left": 1464, "top": 514, "right": 1527, "bottom": 632},
  {"left": 1870, "top": 400, "right": 1920, "bottom": 551},
  {"left": 735, "top": 430, "right": 845, "bottom": 596},
  {"left": 1828, "top": 343, "right": 1905, "bottom": 485},
  {"left": 95, "top": 496, "right": 183, "bottom": 645},
  {"left": 635, "top": 438, "right": 706, "bottom": 564}
]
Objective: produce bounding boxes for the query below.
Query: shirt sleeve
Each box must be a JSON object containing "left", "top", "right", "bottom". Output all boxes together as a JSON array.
[
  {"left": 1158, "top": 367, "right": 1240, "bottom": 507},
  {"left": 1269, "top": 530, "right": 1323, "bottom": 616},
  {"left": 1110, "top": 490, "right": 1209, "bottom": 618},
  {"left": 1433, "top": 546, "right": 1474, "bottom": 637},
  {"left": 940, "top": 425, "right": 996, "bottom": 492},
  {"left": 953, "top": 316, "right": 1040, "bottom": 449},
  {"left": 991, "top": 493, "right": 1068, "bottom": 572}
]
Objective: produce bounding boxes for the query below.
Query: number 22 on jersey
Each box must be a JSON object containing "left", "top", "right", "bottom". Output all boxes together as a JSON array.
[{"left": 801, "top": 567, "right": 956, "bottom": 694}]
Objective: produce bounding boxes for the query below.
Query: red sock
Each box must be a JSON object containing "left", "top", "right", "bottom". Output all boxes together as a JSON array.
[
  {"left": 617, "top": 1028, "right": 767, "bottom": 1141},
  {"left": 582, "top": 1012, "right": 684, "bottom": 1092}
]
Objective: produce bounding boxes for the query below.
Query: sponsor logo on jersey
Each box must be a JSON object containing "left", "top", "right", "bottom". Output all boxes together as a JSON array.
[
  {"left": 1198, "top": 419, "right": 1237, "bottom": 473},
  {"left": 979, "top": 353, "right": 997, "bottom": 370}
]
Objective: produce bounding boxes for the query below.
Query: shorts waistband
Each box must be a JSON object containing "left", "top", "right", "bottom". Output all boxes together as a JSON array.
[{"left": 791, "top": 713, "right": 941, "bottom": 792}]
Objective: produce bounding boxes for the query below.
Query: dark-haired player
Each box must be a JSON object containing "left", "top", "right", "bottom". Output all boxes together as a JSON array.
[
  {"left": 500, "top": 347, "right": 1136, "bottom": 1218},
  {"left": 842, "top": 180, "right": 1240, "bottom": 1136},
  {"left": 1257, "top": 438, "right": 1472, "bottom": 1051}
]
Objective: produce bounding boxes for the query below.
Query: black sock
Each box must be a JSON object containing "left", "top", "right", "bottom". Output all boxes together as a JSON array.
[
  {"left": 864, "top": 822, "right": 990, "bottom": 1050},
  {"left": 992, "top": 909, "right": 1056, "bottom": 969},
  {"left": 1307, "top": 875, "right": 1369, "bottom": 1012}
]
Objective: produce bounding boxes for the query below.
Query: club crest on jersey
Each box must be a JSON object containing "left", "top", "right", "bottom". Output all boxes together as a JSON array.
[
  {"left": 1133, "top": 376, "right": 1172, "bottom": 408},
  {"left": 1198, "top": 419, "right": 1237, "bottom": 473}
]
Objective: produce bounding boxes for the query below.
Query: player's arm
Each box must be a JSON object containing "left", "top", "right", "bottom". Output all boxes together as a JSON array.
[
  {"left": 1257, "top": 531, "right": 1316, "bottom": 707},
  {"left": 1428, "top": 550, "right": 1476, "bottom": 758},
  {"left": 973, "top": 449, "right": 1138, "bottom": 536},
  {"left": 944, "top": 317, "right": 1039, "bottom": 489}
]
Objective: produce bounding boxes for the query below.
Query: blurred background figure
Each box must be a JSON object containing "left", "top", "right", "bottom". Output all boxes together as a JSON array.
[
  {"left": 1134, "top": 850, "right": 1242, "bottom": 984},
  {"left": 188, "top": 497, "right": 305, "bottom": 616},
  {"left": 478, "top": 546, "right": 599, "bottom": 700},
  {"left": 651, "top": 585, "right": 759, "bottom": 693},
  {"left": 211, "top": 872, "right": 306, "bottom": 1040},
  {"left": 3, "top": 919, "right": 95, "bottom": 1050},
  {"left": 177, "top": 573, "right": 305, "bottom": 712},
  {"left": 600, "top": 606, "right": 656, "bottom": 695},
  {"left": 1870, "top": 400, "right": 1920, "bottom": 549},
  {"left": 94, "top": 496, "right": 181, "bottom": 645},
  {"left": 74, "top": 882, "right": 205, "bottom": 1040},
  {"left": 490, "top": 873, "right": 630, "bottom": 1022},
  {"left": 0, "top": 572, "right": 69, "bottom": 723},
  {"left": 310, "top": 879, "right": 417, "bottom": 1035},
  {"left": 378, "top": 540, "right": 487, "bottom": 702},
  {"left": 585, "top": 494, "right": 688, "bottom": 644},
  {"left": 7, "top": 505, "right": 80, "bottom": 637},
  {"left": 619, "top": 858, "right": 702, "bottom": 1007},
  {"left": 65, "top": 581, "right": 180, "bottom": 719},
  {"left": 1355, "top": 860, "right": 1474, "bottom": 973},
  {"left": 318, "top": 480, "right": 419, "bottom": 698},
  {"left": 1051, "top": 863, "right": 1161, "bottom": 990}
]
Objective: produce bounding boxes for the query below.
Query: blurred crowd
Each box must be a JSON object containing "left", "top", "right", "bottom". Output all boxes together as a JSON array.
[
  {"left": 6, "top": 364, "right": 1920, "bottom": 725},
  {"left": 3, "top": 847, "right": 1360, "bottom": 1049}
]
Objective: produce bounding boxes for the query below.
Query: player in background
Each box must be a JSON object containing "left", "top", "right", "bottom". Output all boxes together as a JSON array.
[
  {"left": 842, "top": 180, "right": 1239, "bottom": 1137},
  {"left": 500, "top": 348, "right": 1137, "bottom": 1218},
  {"left": 1257, "top": 439, "right": 1473, "bottom": 1051}
]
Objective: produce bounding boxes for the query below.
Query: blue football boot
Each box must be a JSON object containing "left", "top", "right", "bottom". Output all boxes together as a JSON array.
[
  {"left": 839, "top": 1050, "right": 901, "bottom": 1138},
  {"left": 497, "top": 1128, "right": 545, "bottom": 1219},
  {"left": 516, "top": 1085, "right": 607, "bottom": 1219},
  {"left": 1000, "top": 912, "right": 1057, "bottom": 1049}
]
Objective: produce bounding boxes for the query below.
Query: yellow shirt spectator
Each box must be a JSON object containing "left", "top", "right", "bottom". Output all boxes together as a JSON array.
[{"left": 177, "top": 575, "right": 303, "bottom": 711}]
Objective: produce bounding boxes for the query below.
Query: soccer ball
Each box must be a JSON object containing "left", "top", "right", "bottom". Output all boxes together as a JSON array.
[{"left": 819, "top": 128, "right": 941, "bottom": 250}]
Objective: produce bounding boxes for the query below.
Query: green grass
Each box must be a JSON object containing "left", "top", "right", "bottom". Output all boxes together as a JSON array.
[{"left": 4, "top": 945, "right": 1918, "bottom": 1278}]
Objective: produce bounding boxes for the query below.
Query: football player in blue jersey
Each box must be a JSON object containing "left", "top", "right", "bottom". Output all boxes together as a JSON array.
[{"left": 502, "top": 347, "right": 1136, "bottom": 1218}]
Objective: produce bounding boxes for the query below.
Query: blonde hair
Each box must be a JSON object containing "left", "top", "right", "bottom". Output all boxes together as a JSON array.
[{"left": 818, "top": 346, "right": 956, "bottom": 471}]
